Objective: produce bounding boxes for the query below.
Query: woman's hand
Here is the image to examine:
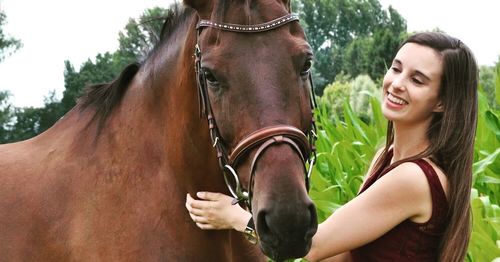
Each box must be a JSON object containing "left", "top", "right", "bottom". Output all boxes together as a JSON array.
[{"left": 185, "top": 192, "right": 252, "bottom": 232}]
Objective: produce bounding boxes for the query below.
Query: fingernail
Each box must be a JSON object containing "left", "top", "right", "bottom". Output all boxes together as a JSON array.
[{"left": 197, "top": 192, "right": 203, "bottom": 198}]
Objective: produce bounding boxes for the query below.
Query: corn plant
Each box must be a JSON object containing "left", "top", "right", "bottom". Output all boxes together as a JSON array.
[{"left": 310, "top": 96, "right": 386, "bottom": 221}]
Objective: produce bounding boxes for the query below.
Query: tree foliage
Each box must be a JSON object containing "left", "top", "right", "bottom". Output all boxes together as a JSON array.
[
  {"left": 0, "top": 10, "right": 20, "bottom": 142},
  {"left": 0, "top": 91, "right": 14, "bottom": 143},
  {"left": 0, "top": 10, "right": 21, "bottom": 62},
  {"left": 294, "top": 0, "right": 407, "bottom": 94}
]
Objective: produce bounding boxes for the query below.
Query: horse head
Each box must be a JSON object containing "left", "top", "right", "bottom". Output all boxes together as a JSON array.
[{"left": 185, "top": 0, "right": 318, "bottom": 260}]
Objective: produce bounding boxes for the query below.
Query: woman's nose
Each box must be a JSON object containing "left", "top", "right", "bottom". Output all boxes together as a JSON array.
[{"left": 391, "top": 75, "right": 407, "bottom": 92}]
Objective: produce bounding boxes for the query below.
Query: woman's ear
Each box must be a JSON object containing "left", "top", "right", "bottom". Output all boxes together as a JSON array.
[
  {"left": 433, "top": 101, "right": 444, "bottom": 113},
  {"left": 184, "top": 0, "right": 213, "bottom": 19}
]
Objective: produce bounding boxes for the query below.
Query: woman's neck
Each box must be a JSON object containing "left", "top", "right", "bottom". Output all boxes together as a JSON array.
[{"left": 391, "top": 119, "right": 431, "bottom": 163}]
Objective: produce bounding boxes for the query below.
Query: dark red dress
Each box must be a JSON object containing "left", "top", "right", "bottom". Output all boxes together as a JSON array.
[{"left": 350, "top": 151, "right": 449, "bottom": 261}]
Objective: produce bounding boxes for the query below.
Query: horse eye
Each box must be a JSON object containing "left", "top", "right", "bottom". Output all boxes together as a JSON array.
[
  {"left": 202, "top": 68, "right": 218, "bottom": 84},
  {"left": 301, "top": 60, "right": 312, "bottom": 76}
]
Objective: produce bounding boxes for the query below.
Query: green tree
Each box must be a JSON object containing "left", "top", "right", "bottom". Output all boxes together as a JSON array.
[
  {"left": 8, "top": 107, "right": 42, "bottom": 142},
  {"left": 61, "top": 52, "right": 119, "bottom": 114},
  {"left": 37, "top": 91, "right": 65, "bottom": 133},
  {"left": 115, "top": 7, "right": 166, "bottom": 66},
  {"left": 341, "top": 6, "right": 407, "bottom": 82},
  {"left": 0, "top": 10, "right": 20, "bottom": 143},
  {"left": 294, "top": 0, "right": 407, "bottom": 94},
  {"left": 0, "top": 10, "right": 21, "bottom": 62},
  {"left": 0, "top": 91, "right": 14, "bottom": 143}
]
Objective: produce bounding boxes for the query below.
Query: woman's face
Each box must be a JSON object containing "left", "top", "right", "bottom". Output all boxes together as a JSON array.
[{"left": 382, "top": 43, "right": 444, "bottom": 125}]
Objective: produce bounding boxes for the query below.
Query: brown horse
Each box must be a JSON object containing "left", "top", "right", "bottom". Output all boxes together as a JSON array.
[{"left": 0, "top": 0, "right": 318, "bottom": 261}]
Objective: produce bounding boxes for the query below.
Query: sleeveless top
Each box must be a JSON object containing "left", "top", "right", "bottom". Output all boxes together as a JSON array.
[{"left": 350, "top": 150, "right": 449, "bottom": 261}]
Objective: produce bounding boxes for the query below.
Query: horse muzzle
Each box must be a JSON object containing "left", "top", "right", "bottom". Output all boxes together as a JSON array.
[
  {"left": 255, "top": 190, "right": 318, "bottom": 261},
  {"left": 246, "top": 143, "right": 318, "bottom": 261}
]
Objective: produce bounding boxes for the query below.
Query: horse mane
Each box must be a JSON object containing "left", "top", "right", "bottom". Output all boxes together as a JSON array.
[{"left": 78, "top": 3, "right": 194, "bottom": 133}]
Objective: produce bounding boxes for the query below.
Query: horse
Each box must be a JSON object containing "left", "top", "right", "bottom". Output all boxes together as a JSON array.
[{"left": 0, "top": 0, "right": 318, "bottom": 261}]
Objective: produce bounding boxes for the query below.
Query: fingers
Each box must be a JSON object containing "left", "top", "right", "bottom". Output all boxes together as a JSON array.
[
  {"left": 189, "top": 214, "right": 209, "bottom": 224},
  {"left": 186, "top": 205, "right": 205, "bottom": 216},
  {"left": 186, "top": 194, "right": 213, "bottom": 210},
  {"left": 185, "top": 194, "right": 204, "bottom": 215},
  {"left": 196, "top": 191, "right": 224, "bottom": 201},
  {"left": 186, "top": 195, "right": 212, "bottom": 226}
]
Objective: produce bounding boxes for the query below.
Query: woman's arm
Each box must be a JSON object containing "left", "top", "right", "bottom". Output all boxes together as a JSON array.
[{"left": 305, "top": 162, "right": 433, "bottom": 261}]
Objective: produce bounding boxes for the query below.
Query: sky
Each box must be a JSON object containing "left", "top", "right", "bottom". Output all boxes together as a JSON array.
[{"left": 0, "top": 0, "right": 499, "bottom": 108}]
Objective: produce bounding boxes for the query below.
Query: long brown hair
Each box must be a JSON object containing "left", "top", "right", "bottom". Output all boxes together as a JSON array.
[{"left": 371, "top": 32, "right": 478, "bottom": 261}]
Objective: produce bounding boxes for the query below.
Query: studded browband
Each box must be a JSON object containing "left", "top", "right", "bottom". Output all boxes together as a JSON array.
[{"left": 197, "top": 13, "right": 299, "bottom": 33}]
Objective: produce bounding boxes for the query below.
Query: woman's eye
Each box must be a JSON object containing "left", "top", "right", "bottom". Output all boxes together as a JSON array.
[
  {"left": 412, "top": 78, "right": 423, "bottom": 85},
  {"left": 301, "top": 60, "right": 313, "bottom": 76},
  {"left": 391, "top": 67, "right": 401, "bottom": 73},
  {"left": 203, "top": 68, "right": 218, "bottom": 84}
]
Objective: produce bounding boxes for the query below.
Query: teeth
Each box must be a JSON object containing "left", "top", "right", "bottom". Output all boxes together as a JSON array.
[{"left": 387, "top": 92, "right": 407, "bottom": 105}]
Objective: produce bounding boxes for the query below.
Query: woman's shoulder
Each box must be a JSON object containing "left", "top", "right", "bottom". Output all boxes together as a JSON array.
[
  {"left": 383, "top": 161, "right": 432, "bottom": 193},
  {"left": 383, "top": 155, "right": 447, "bottom": 190},
  {"left": 382, "top": 159, "right": 449, "bottom": 221}
]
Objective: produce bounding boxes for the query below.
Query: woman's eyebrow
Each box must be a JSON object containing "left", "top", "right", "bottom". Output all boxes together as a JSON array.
[{"left": 415, "top": 70, "right": 431, "bottom": 81}]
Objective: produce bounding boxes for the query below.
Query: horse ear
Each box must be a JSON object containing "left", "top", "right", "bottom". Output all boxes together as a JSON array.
[{"left": 184, "top": 0, "right": 213, "bottom": 19}]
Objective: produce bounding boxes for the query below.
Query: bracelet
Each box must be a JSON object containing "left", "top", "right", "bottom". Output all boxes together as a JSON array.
[{"left": 243, "top": 217, "right": 258, "bottom": 244}]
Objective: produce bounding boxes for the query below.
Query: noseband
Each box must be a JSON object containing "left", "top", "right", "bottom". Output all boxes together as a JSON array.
[{"left": 194, "top": 13, "right": 317, "bottom": 210}]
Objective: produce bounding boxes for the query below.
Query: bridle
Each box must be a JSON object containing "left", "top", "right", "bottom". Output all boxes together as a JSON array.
[{"left": 194, "top": 13, "right": 317, "bottom": 210}]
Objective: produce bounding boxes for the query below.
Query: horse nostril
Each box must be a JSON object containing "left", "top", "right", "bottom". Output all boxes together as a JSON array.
[
  {"left": 256, "top": 210, "right": 276, "bottom": 244},
  {"left": 306, "top": 202, "right": 318, "bottom": 238},
  {"left": 256, "top": 210, "right": 269, "bottom": 234}
]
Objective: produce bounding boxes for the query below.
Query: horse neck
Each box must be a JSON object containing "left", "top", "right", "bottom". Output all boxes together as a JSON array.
[{"left": 95, "top": 15, "right": 222, "bottom": 189}]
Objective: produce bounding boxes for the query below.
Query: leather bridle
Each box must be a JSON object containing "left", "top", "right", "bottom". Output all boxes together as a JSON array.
[{"left": 194, "top": 13, "right": 317, "bottom": 210}]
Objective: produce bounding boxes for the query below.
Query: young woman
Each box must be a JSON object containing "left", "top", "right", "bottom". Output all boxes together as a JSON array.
[{"left": 185, "top": 32, "right": 478, "bottom": 261}]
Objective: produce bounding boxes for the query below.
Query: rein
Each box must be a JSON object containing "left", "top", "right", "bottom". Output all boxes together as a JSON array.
[{"left": 194, "top": 13, "right": 317, "bottom": 210}]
